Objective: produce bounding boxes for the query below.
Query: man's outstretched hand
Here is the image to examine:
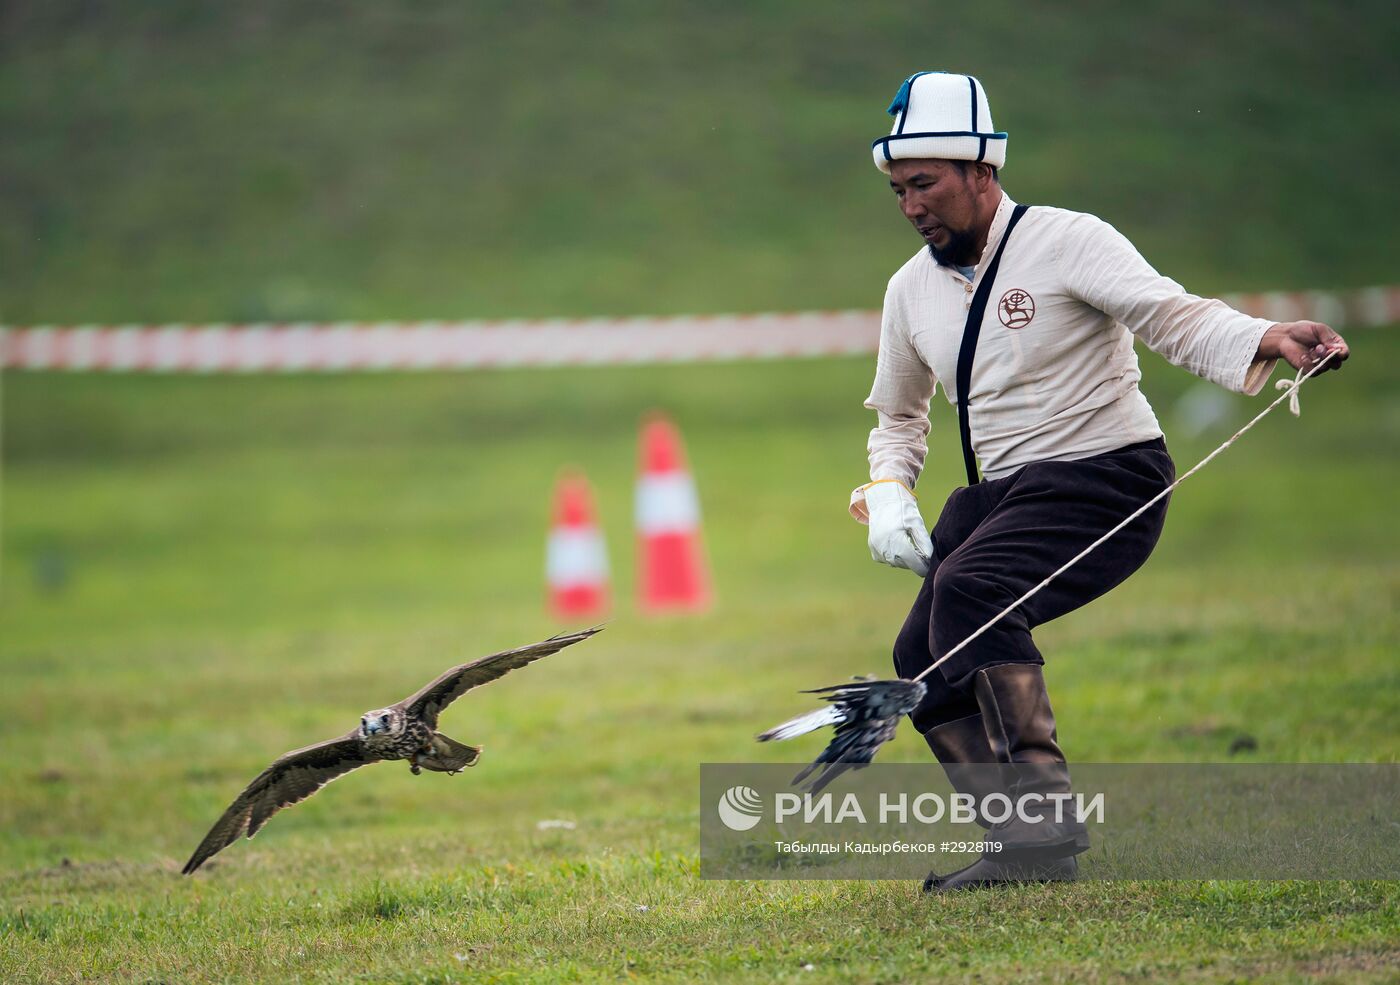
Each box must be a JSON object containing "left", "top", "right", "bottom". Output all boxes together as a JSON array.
[{"left": 1258, "top": 321, "right": 1350, "bottom": 374}]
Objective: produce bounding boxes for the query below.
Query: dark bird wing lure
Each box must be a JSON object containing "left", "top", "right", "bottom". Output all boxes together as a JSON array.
[
  {"left": 758, "top": 678, "right": 926, "bottom": 793},
  {"left": 182, "top": 626, "right": 601, "bottom": 874}
]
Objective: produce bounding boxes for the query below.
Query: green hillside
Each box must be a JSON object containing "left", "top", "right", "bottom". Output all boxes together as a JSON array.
[{"left": 4, "top": 1, "right": 1399, "bottom": 324}]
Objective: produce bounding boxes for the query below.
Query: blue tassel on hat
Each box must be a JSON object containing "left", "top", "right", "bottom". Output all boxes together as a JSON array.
[
  {"left": 886, "top": 71, "right": 934, "bottom": 117},
  {"left": 886, "top": 76, "right": 914, "bottom": 117}
]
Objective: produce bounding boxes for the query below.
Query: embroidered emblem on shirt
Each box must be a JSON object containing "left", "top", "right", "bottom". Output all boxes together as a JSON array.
[{"left": 998, "top": 289, "right": 1035, "bottom": 329}]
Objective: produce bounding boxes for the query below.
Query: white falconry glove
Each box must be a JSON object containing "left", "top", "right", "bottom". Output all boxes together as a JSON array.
[{"left": 853, "top": 480, "right": 933, "bottom": 577}]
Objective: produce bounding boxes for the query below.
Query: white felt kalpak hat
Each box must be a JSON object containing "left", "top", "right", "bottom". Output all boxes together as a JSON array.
[{"left": 872, "top": 72, "right": 1007, "bottom": 173}]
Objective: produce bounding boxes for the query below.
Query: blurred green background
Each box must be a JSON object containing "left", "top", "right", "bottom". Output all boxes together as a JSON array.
[
  {"left": 3, "top": 3, "right": 1398, "bottom": 983},
  {"left": 3, "top": 0, "right": 1398, "bottom": 324}
]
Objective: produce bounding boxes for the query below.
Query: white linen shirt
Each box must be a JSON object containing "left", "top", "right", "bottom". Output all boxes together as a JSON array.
[{"left": 853, "top": 192, "right": 1277, "bottom": 517}]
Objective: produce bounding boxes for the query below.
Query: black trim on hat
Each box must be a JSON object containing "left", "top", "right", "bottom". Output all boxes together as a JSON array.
[
  {"left": 967, "top": 76, "right": 986, "bottom": 160},
  {"left": 873, "top": 130, "right": 1009, "bottom": 162}
]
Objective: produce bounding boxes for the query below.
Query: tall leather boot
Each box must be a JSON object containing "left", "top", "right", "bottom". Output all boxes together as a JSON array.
[
  {"left": 919, "top": 713, "right": 1001, "bottom": 893},
  {"left": 922, "top": 713, "right": 1000, "bottom": 829},
  {"left": 936, "top": 663, "right": 1086, "bottom": 893}
]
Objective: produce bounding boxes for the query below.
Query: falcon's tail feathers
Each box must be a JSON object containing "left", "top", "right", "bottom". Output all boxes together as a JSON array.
[{"left": 418, "top": 732, "right": 482, "bottom": 773}]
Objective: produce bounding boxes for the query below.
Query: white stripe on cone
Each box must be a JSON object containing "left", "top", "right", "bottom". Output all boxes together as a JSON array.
[
  {"left": 546, "top": 528, "right": 609, "bottom": 585},
  {"left": 635, "top": 474, "right": 701, "bottom": 535}
]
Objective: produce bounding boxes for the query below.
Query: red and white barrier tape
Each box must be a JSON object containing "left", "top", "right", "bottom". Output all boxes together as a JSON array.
[{"left": 2, "top": 287, "right": 1395, "bottom": 373}]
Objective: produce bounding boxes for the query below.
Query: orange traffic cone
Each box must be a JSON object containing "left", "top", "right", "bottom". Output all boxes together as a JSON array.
[
  {"left": 636, "top": 414, "right": 711, "bottom": 613},
  {"left": 546, "top": 469, "right": 609, "bottom": 619}
]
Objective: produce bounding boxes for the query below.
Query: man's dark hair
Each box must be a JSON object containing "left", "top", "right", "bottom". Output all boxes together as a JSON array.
[{"left": 950, "top": 160, "right": 999, "bottom": 183}]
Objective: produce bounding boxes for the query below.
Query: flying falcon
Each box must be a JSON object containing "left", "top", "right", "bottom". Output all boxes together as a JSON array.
[{"left": 182, "top": 626, "right": 601, "bottom": 874}]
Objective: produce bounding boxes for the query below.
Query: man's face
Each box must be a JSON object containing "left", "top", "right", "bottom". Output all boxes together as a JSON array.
[{"left": 888, "top": 159, "right": 980, "bottom": 267}]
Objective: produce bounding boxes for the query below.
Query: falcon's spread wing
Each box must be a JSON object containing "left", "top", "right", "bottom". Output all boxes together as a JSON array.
[
  {"left": 759, "top": 678, "right": 926, "bottom": 794},
  {"left": 398, "top": 626, "right": 602, "bottom": 728},
  {"left": 182, "top": 734, "right": 372, "bottom": 875}
]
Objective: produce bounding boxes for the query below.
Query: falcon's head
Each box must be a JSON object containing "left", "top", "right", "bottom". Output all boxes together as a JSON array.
[{"left": 359, "top": 707, "right": 405, "bottom": 738}]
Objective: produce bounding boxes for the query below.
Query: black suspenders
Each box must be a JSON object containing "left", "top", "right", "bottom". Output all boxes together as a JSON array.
[{"left": 954, "top": 203, "right": 1030, "bottom": 485}]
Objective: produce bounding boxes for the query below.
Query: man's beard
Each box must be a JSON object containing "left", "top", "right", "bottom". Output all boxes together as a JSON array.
[{"left": 927, "top": 225, "right": 980, "bottom": 267}]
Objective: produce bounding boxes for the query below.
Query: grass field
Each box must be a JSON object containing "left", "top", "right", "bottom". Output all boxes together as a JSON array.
[{"left": 2, "top": 329, "right": 1397, "bottom": 983}]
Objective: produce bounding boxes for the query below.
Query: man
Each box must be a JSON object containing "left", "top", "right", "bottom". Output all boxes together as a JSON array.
[{"left": 850, "top": 72, "right": 1348, "bottom": 892}]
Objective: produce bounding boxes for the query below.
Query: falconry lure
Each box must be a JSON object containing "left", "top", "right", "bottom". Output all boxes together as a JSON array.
[
  {"left": 182, "top": 626, "right": 601, "bottom": 874},
  {"left": 758, "top": 677, "right": 926, "bottom": 794}
]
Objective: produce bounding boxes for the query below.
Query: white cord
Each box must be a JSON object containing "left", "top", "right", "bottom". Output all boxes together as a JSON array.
[{"left": 911, "top": 352, "right": 1337, "bottom": 686}]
